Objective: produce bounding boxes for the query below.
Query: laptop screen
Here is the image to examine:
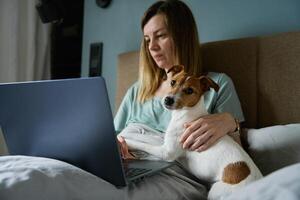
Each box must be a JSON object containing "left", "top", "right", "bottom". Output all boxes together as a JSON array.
[{"left": 0, "top": 77, "right": 126, "bottom": 186}]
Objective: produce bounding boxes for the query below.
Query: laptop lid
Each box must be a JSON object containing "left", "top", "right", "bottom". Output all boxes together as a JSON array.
[{"left": 0, "top": 77, "right": 127, "bottom": 186}]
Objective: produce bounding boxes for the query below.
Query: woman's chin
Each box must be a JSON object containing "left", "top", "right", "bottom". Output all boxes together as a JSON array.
[{"left": 156, "top": 63, "right": 173, "bottom": 70}]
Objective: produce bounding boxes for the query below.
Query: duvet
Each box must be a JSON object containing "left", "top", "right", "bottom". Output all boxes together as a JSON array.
[
  {"left": 0, "top": 155, "right": 207, "bottom": 200},
  {"left": 1, "top": 155, "right": 299, "bottom": 200},
  {"left": 226, "top": 162, "right": 300, "bottom": 200}
]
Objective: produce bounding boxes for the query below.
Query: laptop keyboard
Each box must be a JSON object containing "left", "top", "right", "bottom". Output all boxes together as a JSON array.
[{"left": 125, "top": 168, "right": 151, "bottom": 178}]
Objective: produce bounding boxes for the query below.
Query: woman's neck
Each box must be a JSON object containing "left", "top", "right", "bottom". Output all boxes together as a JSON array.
[
  {"left": 154, "top": 78, "right": 171, "bottom": 98},
  {"left": 154, "top": 69, "right": 174, "bottom": 98}
]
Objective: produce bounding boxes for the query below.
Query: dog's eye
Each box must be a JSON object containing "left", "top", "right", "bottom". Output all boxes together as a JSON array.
[
  {"left": 184, "top": 88, "right": 194, "bottom": 95},
  {"left": 170, "top": 80, "right": 176, "bottom": 87}
]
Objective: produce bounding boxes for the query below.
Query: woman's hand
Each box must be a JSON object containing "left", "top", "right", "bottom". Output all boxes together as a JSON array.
[
  {"left": 180, "top": 112, "right": 236, "bottom": 152},
  {"left": 117, "top": 136, "right": 136, "bottom": 159}
]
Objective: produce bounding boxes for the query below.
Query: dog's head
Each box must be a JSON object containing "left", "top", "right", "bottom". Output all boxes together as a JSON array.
[{"left": 163, "top": 65, "right": 219, "bottom": 110}]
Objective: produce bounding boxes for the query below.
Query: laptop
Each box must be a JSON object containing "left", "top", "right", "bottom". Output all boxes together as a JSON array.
[{"left": 0, "top": 77, "right": 174, "bottom": 187}]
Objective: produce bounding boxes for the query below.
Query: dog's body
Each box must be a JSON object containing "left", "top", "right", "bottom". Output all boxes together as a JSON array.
[{"left": 121, "top": 66, "right": 262, "bottom": 199}]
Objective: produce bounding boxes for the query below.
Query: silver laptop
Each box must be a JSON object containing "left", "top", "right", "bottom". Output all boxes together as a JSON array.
[{"left": 0, "top": 77, "right": 174, "bottom": 187}]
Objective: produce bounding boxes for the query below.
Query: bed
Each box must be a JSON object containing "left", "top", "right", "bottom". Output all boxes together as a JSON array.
[{"left": 1, "top": 31, "right": 300, "bottom": 199}]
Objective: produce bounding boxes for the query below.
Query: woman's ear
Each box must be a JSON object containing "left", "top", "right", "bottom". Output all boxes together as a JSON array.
[
  {"left": 167, "top": 65, "right": 185, "bottom": 77},
  {"left": 199, "top": 76, "right": 219, "bottom": 92}
]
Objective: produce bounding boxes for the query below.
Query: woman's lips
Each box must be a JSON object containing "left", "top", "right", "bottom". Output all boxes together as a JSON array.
[{"left": 154, "top": 54, "right": 164, "bottom": 61}]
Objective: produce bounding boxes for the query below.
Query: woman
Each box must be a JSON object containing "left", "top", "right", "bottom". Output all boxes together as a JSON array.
[
  {"left": 115, "top": 0, "right": 244, "bottom": 159},
  {"left": 114, "top": 0, "right": 244, "bottom": 199},
  {"left": 113, "top": 1, "right": 244, "bottom": 199}
]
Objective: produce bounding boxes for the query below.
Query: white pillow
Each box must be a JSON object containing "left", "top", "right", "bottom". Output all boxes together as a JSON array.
[{"left": 247, "top": 123, "right": 300, "bottom": 175}]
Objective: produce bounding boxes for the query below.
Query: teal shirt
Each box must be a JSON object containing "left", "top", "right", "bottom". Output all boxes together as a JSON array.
[{"left": 114, "top": 72, "right": 244, "bottom": 134}]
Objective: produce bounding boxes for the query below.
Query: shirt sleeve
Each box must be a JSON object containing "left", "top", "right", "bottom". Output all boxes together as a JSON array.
[
  {"left": 212, "top": 73, "right": 245, "bottom": 122},
  {"left": 113, "top": 84, "right": 136, "bottom": 134}
]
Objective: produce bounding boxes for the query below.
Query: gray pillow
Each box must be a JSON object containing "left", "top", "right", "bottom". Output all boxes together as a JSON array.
[{"left": 246, "top": 124, "right": 300, "bottom": 175}]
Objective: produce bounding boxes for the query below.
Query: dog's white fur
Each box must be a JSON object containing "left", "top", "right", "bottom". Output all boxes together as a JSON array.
[{"left": 120, "top": 85, "right": 262, "bottom": 200}]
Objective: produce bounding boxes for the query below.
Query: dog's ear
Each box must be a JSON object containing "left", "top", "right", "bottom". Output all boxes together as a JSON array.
[
  {"left": 167, "top": 65, "right": 184, "bottom": 77},
  {"left": 199, "top": 76, "right": 219, "bottom": 92}
]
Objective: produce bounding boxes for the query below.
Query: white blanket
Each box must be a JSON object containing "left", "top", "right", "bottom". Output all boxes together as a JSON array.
[
  {"left": 0, "top": 155, "right": 123, "bottom": 200},
  {"left": 0, "top": 155, "right": 207, "bottom": 200},
  {"left": 225, "top": 163, "right": 300, "bottom": 200}
]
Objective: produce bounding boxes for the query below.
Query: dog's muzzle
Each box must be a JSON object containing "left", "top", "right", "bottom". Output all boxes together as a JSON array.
[{"left": 164, "top": 96, "right": 174, "bottom": 107}]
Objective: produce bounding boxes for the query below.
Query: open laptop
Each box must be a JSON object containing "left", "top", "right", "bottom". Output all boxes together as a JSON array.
[{"left": 0, "top": 77, "right": 174, "bottom": 187}]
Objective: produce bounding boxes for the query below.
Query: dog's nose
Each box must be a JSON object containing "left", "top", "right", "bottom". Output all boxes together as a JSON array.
[{"left": 164, "top": 96, "right": 174, "bottom": 106}]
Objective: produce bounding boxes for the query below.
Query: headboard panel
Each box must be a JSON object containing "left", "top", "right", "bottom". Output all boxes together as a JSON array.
[
  {"left": 257, "top": 32, "right": 300, "bottom": 126},
  {"left": 116, "top": 31, "right": 300, "bottom": 128},
  {"left": 201, "top": 38, "right": 259, "bottom": 128},
  {"left": 115, "top": 51, "right": 139, "bottom": 113}
]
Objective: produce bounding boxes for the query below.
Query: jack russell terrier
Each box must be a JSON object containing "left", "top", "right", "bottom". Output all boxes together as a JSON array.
[{"left": 120, "top": 65, "right": 262, "bottom": 199}]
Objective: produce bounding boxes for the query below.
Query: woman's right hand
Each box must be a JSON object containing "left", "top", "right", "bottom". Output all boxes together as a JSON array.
[{"left": 117, "top": 136, "right": 135, "bottom": 159}]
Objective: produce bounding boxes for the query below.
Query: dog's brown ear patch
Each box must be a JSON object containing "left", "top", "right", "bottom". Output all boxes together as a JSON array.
[
  {"left": 222, "top": 161, "right": 250, "bottom": 184},
  {"left": 167, "top": 65, "right": 184, "bottom": 76},
  {"left": 199, "top": 76, "right": 219, "bottom": 92}
]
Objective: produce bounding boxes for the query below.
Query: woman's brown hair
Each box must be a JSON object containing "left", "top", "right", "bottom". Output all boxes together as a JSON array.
[{"left": 138, "top": 0, "right": 201, "bottom": 103}]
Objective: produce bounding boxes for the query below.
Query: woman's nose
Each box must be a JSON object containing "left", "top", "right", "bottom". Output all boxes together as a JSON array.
[{"left": 149, "top": 39, "right": 159, "bottom": 51}]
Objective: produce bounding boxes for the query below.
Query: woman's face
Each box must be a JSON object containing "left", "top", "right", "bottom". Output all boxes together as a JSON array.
[{"left": 143, "top": 14, "right": 175, "bottom": 71}]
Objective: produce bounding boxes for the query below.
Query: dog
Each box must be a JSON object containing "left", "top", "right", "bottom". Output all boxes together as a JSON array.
[{"left": 121, "top": 65, "right": 262, "bottom": 199}]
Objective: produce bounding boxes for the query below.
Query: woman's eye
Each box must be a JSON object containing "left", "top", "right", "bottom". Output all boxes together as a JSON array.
[
  {"left": 170, "top": 80, "right": 176, "bottom": 87},
  {"left": 157, "top": 33, "right": 168, "bottom": 39},
  {"left": 185, "top": 88, "right": 194, "bottom": 95}
]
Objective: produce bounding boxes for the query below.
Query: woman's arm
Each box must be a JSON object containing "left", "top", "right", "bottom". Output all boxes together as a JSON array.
[
  {"left": 114, "top": 84, "right": 137, "bottom": 159},
  {"left": 180, "top": 112, "right": 239, "bottom": 151},
  {"left": 114, "top": 83, "right": 137, "bottom": 134},
  {"left": 228, "top": 118, "right": 242, "bottom": 145}
]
